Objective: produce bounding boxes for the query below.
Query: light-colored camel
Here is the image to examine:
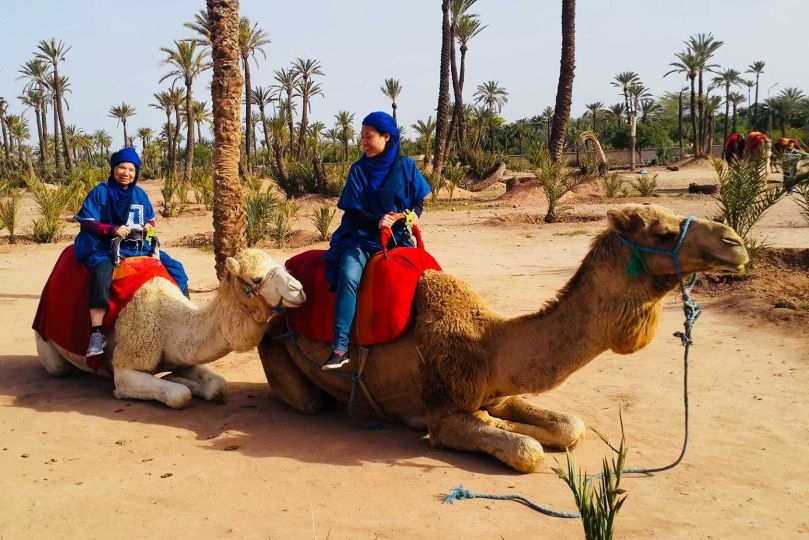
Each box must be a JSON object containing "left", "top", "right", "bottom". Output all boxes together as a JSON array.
[
  {"left": 258, "top": 204, "right": 748, "bottom": 472},
  {"left": 36, "top": 249, "right": 305, "bottom": 409},
  {"left": 744, "top": 131, "right": 772, "bottom": 173}
]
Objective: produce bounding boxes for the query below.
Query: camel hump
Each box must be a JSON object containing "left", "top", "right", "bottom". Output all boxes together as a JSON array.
[{"left": 415, "top": 270, "right": 491, "bottom": 317}]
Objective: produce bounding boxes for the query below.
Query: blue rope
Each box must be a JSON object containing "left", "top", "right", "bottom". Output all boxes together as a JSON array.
[{"left": 443, "top": 216, "right": 700, "bottom": 516}]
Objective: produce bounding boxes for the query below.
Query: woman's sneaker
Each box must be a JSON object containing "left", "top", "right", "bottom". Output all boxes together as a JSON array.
[
  {"left": 86, "top": 331, "right": 107, "bottom": 357},
  {"left": 322, "top": 350, "right": 350, "bottom": 371}
]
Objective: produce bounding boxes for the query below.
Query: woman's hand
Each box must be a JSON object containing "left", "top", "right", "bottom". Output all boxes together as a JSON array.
[
  {"left": 378, "top": 213, "right": 397, "bottom": 229},
  {"left": 114, "top": 225, "right": 130, "bottom": 238}
]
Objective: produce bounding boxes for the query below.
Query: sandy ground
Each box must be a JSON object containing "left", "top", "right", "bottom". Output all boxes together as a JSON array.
[{"left": 1, "top": 161, "right": 808, "bottom": 539}]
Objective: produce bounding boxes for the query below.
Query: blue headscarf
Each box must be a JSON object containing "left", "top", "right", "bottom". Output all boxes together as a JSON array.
[
  {"left": 107, "top": 147, "right": 142, "bottom": 225},
  {"left": 359, "top": 111, "right": 400, "bottom": 190}
]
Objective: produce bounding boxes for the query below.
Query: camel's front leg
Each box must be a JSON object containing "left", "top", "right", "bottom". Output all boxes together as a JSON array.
[
  {"left": 163, "top": 365, "right": 228, "bottom": 403},
  {"left": 484, "top": 396, "right": 586, "bottom": 450},
  {"left": 114, "top": 368, "right": 192, "bottom": 409},
  {"left": 429, "top": 410, "right": 545, "bottom": 473}
]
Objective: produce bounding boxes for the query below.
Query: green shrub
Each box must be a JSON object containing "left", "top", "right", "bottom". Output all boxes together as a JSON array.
[
  {"left": 553, "top": 410, "right": 628, "bottom": 540},
  {"left": 711, "top": 156, "right": 785, "bottom": 260},
  {"left": 458, "top": 148, "right": 501, "bottom": 179},
  {"left": 311, "top": 203, "right": 337, "bottom": 241},
  {"left": 272, "top": 199, "right": 299, "bottom": 248},
  {"left": 602, "top": 173, "right": 624, "bottom": 198},
  {"left": 27, "top": 176, "right": 74, "bottom": 244},
  {"left": 0, "top": 190, "right": 23, "bottom": 243},
  {"left": 244, "top": 183, "right": 279, "bottom": 247},
  {"left": 630, "top": 173, "right": 657, "bottom": 196},
  {"left": 190, "top": 168, "right": 214, "bottom": 210}
]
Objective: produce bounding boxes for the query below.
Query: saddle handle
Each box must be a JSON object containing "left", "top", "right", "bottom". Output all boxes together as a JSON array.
[{"left": 379, "top": 213, "right": 424, "bottom": 259}]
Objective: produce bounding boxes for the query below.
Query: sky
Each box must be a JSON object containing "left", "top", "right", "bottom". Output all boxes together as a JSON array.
[{"left": 1, "top": 0, "right": 807, "bottom": 150}]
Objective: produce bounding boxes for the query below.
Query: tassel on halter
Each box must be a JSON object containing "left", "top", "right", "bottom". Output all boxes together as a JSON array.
[{"left": 625, "top": 246, "right": 646, "bottom": 277}]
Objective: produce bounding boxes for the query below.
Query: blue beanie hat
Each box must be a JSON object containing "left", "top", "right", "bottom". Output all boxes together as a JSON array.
[
  {"left": 110, "top": 147, "right": 142, "bottom": 170},
  {"left": 362, "top": 111, "right": 399, "bottom": 146}
]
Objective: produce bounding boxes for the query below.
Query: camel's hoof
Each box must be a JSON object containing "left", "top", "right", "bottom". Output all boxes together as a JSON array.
[{"left": 201, "top": 380, "right": 228, "bottom": 403}]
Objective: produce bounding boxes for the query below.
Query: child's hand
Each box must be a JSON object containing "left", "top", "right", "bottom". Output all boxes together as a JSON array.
[
  {"left": 115, "top": 225, "right": 130, "bottom": 238},
  {"left": 378, "top": 213, "right": 397, "bottom": 229}
]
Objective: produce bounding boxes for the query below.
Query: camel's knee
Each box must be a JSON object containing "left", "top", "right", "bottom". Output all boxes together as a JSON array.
[
  {"left": 167, "top": 366, "right": 229, "bottom": 403},
  {"left": 35, "top": 334, "right": 73, "bottom": 377}
]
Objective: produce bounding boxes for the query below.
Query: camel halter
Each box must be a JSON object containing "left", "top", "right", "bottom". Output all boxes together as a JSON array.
[
  {"left": 237, "top": 268, "right": 284, "bottom": 321},
  {"left": 444, "top": 215, "right": 703, "bottom": 518}
]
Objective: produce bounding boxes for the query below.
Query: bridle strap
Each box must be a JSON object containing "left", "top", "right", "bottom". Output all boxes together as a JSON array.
[{"left": 237, "top": 268, "right": 284, "bottom": 321}]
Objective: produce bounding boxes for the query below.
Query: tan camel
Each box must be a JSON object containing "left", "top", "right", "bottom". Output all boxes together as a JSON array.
[
  {"left": 36, "top": 249, "right": 306, "bottom": 409},
  {"left": 259, "top": 204, "right": 748, "bottom": 472},
  {"left": 744, "top": 131, "right": 772, "bottom": 173}
]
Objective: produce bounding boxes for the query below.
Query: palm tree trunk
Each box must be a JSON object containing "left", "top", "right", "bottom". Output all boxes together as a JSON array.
[
  {"left": 753, "top": 75, "right": 760, "bottom": 128},
  {"left": 297, "top": 89, "right": 309, "bottom": 159},
  {"left": 34, "top": 106, "right": 45, "bottom": 168},
  {"left": 242, "top": 56, "right": 252, "bottom": 174},
  {"left": 689, "top": 78, "right": 697, "bottom": 156},
  {"left": 184, "top": 81, "right": 195, "bottom": 184},
  {"left": 549, "top": 0, "right": 576, "bottom": 162},
  {"left": 52, "top": 100, "right": 61, "bottom": 171},
  {"left": 54, "top": 74, "right": 72, "bottom": 172},
  {"left": 39, "top": 108, "right": 48, "bottom": 165},
  {"left": 123, "top": 122, "right": 129, "bottom": 147},
  {"left": 432, "top": 0, "right": 452, "bottom": 181},
  {"left": 446, "top": 20, "right": 461, "bottom": 157},
  {"left": 172, "top": 106, "right": 182, "bottom": 177},
  {"left": 678, "top": 89, "right": 684, "bottom": 156},
  {"left": 208, "top": 0, "right": 246, "bottom": 279}
]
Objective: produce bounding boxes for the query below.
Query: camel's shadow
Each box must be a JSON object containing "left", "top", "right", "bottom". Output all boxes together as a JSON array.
[{"left": 0, "top": 354, "right": 526, "bottom": 475}]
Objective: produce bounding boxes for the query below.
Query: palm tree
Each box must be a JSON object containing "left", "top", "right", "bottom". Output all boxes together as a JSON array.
[
  {"left": 451, "top": 5, "right": 486, "bottom": 152},
  {"left": 272, "top": 68, "right": 300, "bottom": 155},
  {"left": 239, "top": 17, "right": 270, "bottom": 173},
  {"left": 411, "top": 116, "right": 436, "bottom": 166},
  {"left": 746, "top": 61, "right": 766, "bottom": 129},
  {"left": 35, "top": 38, "right": 72, "bottom": 171},
  {"left": 687, "top": 33, "right": 723, "bottom": 156},
  {"left": 292, "top": 58, "right": 324, "bottom": 159},
  {"left": 334, "top": 110, "right": 355, "bottom": 162},
  {"left": 207, "top": 0, "right": 245, "bottom": 278},
  {"left": 626, "top": 81, "right": 651, "bottom": 169},
  {"left": 184, "top": 9, "right": 212, "bottom": 44},
  {"left": 727, "top": 91, "right": 745, "bottom": 133},
  {"left": 108, "top": 102, "right": 136, "bottom": 147},
  {"left": 251, "top": 85, "right": 277, "bottom": 156},
  {"left": 433, "top": 0, "right": 452, "bottom": 180},
  {"left": 136, "top": 127, "right": 153, "bottom": 152},
  {"left": 0, "top": 97, "right": 10, "bottom": 161},
  {"left": 6, "top": 115, "right": 30, "bottom": 161},
  {"left": 473, "top": 80, "right": 509, "bottom": 152},
  {"left": 380, "top": 78, "right": 402, "bottom": 122},
  {"left": 167, "top": 85, "right": 186, "bottom": 175},
  {"left": 17, "top": 88, "right": 48, "bottom": 168},
  {"left": 611, "top": 71, "right": 641, "bottom": 124},
  {"left": 92, "top": 129, "right": 112, "bottom": 158},
  {"left": 665, "top": 51, "right": 699, "bottom": 156},
  {"left": 17, "top": 58, "right": 51, "bottom": 167},
  {"left": 712, "top": 68, "right": 742, "bottom": 145},
  {"left": 160, "top": 39, "right": 211, "bottom": 184},
  {"left": 548, "top": 0, "right": 576, "bottom": 162},
  {"left": 192, "top": 101, "right": 212, "bottom": 143},
  {"left": 774, "top": 87, "right": 805, "bottom": 137},
  {"left": 584, "top": 102, "right": 604, "bottom": 132}
]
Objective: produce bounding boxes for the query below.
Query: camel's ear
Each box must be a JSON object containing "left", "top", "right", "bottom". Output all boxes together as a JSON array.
[
  {"left": 607, "top": 208, "right": 647, "bottom": 234},
  {"left": 225, "top": 257, "right": 241, "bottom": 276}
]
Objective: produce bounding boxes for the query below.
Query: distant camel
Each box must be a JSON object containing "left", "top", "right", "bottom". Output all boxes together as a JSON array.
[
  {"left": 259, "top": 204, "right": 749, "bottom": 472},
  {"left": 723, "top": 131, "right": 745, "bottom": 162},
  {"left": 744, "top": 131, "right": 772, "bottom": 173}
]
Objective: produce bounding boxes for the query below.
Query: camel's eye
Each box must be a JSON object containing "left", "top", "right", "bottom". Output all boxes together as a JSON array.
[
  {"left": 656, "top": 230, "right": 679, "bottom": 242},
  {"left": 252, "top": 277, "right": 263, "bottom": 285}
]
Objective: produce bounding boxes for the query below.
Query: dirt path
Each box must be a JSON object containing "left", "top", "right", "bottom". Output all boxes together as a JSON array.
[{"left": 1, "top": 162, "right": 808, "bottom": 538}]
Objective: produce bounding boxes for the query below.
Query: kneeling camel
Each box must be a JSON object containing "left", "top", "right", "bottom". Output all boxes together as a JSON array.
[
  {"left": 36, "top": 249, "right": 305, "bottom": 409},
  {"left": 259, "top": 205, "right": 748, "bottom": 472}
]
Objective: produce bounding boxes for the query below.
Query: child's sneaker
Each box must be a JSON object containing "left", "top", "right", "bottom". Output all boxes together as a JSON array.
[
  {"left": 322, "top": 350, "right": 350, "bottom": 371},
  {"left": 86, "top": 331, "right": 107, "bottom": 357}
]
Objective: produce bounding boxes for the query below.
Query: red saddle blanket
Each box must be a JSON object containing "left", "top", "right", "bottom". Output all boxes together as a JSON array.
[
  {"left": 285, "top": 242, "right": 441, "bottom": 346},
  {"left": 32, "top": 245, "right": 178, "bottom": 358}
]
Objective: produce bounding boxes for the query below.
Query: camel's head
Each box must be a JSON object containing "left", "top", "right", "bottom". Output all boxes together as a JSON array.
[
  {"left": 225, "top": 249, "right": 306, "bottom": 311},
  {"left": 607, "top": 204, "right": 749, "bottom": 277}
]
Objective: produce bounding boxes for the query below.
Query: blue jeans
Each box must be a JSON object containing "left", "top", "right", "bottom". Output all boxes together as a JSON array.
[{"left": 333, "top": 246, "right": 370, "bottom": 353}]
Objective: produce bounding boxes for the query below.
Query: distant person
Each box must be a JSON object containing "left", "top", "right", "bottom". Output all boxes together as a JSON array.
[
  {"left": 321, "top": 111, "right": 431, "bottom": 370},
  {"left": 74, "top": 147, "right": 189, "bottom": 357}
]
